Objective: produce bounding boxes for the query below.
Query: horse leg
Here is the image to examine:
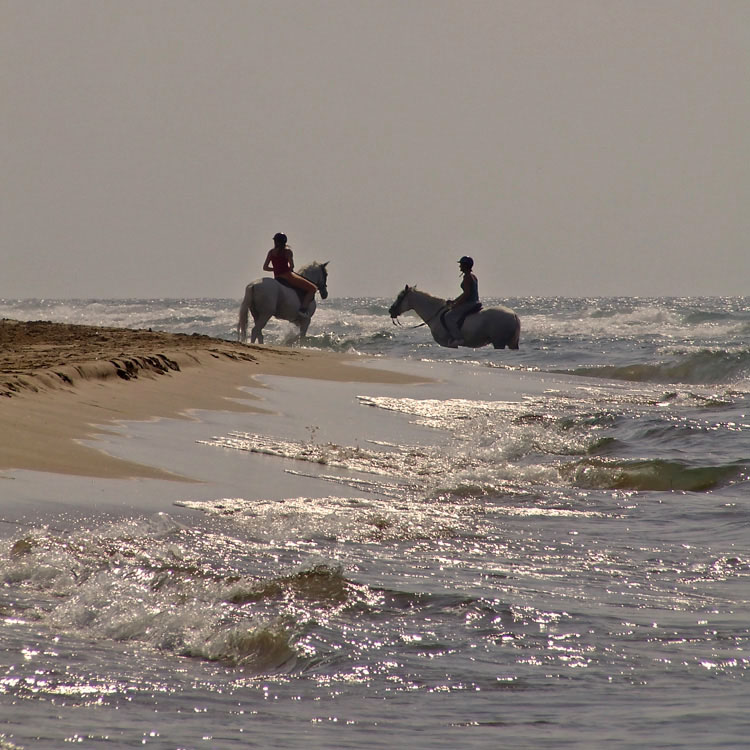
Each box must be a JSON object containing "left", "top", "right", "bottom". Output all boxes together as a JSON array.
[
  {"left": 237, "top": 286, "right": 252, "bottom": 343},
  {"left": 251, "top": 313, "right": 272, "bottom": 344},
  {"left": 492, "top": 317, "right": 520, "bottom": 349},
  {"left": 509, "top": 316, "right": 521, "bottom": 350}
]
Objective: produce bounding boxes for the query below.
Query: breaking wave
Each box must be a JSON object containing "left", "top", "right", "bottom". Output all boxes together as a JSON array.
[
  {"left": 564, "top": 348, "right": 750, "bottom": 385},
  {"left": 0, "top": 515, "right": 377, "bottom": 672},
  {"left": 561, "top": 457, "right": 749, "bottom": 492}
]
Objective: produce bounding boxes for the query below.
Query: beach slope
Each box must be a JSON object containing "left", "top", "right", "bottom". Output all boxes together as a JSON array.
[{"left": 0, "top": 319, "right": 421, "bottom": 478}]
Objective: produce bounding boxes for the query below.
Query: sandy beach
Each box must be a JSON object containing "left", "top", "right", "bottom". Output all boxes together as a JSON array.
[{"left": 0, "top": 318, "right": 423, "bottom": 479}]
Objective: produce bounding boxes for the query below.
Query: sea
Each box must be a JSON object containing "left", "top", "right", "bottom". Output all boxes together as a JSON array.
[{"left": 0, "top": 295, "right": 749, "bottom": 749}]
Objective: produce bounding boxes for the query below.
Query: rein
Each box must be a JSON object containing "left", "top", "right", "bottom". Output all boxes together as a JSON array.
[{"left": 392, "top": 302, "right": 449, "bottom": 329}]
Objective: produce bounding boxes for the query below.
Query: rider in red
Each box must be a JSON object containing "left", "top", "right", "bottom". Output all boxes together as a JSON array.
[{"left": 263, "top": 233, "right": 318, "bottom": 318}]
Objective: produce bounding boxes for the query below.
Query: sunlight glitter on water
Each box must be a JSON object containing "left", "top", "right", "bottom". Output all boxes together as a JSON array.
[
  {"left": 2, "top": 296, "right": 749, "bottom": 748},
  {"left": 177, "top": 496, "right": 484, "bottom": 544}
]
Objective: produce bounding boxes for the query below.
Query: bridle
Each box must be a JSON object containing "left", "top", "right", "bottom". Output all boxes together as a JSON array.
[
  {"left": 301, "top": 263, "right": 329, "bottom": 300},
  {"left": 390, "top": 288, "right": 449, "bottom": 329},
  {"left": 392, "top": 316, "right": 429, "bottom": 330}
]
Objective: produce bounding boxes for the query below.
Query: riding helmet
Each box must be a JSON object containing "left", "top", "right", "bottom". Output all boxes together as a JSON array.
[{"left": 458, "top": 256, "right": 474, "bottom": 268}]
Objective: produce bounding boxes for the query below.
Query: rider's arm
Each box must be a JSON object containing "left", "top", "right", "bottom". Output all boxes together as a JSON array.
[
  {"left": 451, "top": 275, "right": 470, "bottom": 306},
  {"left": 285, "top": 248, "right": 295, "bottom": 271},
  {"left": 263, "top": 250, "right": 273, "bottom": 272}
]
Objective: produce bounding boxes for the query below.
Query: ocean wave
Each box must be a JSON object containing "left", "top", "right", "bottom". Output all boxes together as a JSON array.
[
  {"left": 226, "top": 564, "right": 352, "bottom": 606},
  {"left": 177, "top": 495, "right": 480, "bottom": 543},
  {"left": 682, "top": 309, "right": 749, "bottom": 326},
  {"left": 179, "top": 621, "right": 300, "bottom": 670},
  {"left": 199, "top": 431, "right": 436, "bottom": 480},
  {"left": 564, "top": 349, "right": 750, "bottom": 385},
  {"left": 294, "top": 329, "right": 399, "bottom": 354},
  {"left": 337, "top": 298, "right": 394, "bottom": 317},
  {"left": 509, "top": 298, "right": 749, "bottom": 352},
  {"left": 560, "top": 457, "right": 748, "bottom": 492},
  {"left": 5, "top": 296, "right": 748, "bottom": 373},
  {"left": 0, "top": 519, "right": 375, "bottom": 672}
]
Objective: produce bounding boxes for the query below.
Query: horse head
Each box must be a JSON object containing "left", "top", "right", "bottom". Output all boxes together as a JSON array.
[
  {"left": 389, "top": 285, "right": 414, "bottom": 324},
  {"left": 301, "top": 261, "right": 329, "bottom": 300}
]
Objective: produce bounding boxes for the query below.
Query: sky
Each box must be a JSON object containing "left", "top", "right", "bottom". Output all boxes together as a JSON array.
[{"left": 2, "top": 0, "right": 748, "bottom": 300}]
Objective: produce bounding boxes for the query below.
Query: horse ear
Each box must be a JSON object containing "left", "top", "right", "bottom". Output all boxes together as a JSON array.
[{"left": 322, "top": 261, "right": 329, "bottom": 268}]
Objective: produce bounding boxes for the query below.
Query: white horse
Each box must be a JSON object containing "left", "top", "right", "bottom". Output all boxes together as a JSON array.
[
  {"left": 389, "top": 285, "right": 520, "bottom": 350},
  {"left": 238, "top": 261, "right": 329, "bottom": 344}
]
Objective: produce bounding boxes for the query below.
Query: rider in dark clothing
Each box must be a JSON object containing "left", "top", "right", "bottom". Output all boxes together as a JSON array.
[{"left": 445, "top": 256, "right": 480, "bottom": 347}]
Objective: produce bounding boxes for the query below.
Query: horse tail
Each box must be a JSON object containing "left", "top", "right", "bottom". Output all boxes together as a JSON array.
[
  {"left": 238, "top": 285, "right": 252, "bottom": 343},
  {"left": 509, "top": 314, "right": 521, "bottom": 349}
]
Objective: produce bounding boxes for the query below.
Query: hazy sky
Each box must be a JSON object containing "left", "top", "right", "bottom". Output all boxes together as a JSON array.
[{"left": 2, "top": 0, "right": 748, "bottom": 299}]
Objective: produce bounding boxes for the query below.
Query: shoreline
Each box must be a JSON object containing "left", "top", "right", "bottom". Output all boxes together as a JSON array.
[{"left": 0, "top": 318, "right": 425, "bottom": 479}]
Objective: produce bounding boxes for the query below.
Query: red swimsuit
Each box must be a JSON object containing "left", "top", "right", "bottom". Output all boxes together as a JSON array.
[{"left": 269, "top": 251, "right": 292, "bottom": 278}]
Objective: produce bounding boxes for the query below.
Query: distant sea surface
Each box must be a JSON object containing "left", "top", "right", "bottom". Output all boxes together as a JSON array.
[{"left": 0, "top": 295, "right": 749, "bottom": 749}]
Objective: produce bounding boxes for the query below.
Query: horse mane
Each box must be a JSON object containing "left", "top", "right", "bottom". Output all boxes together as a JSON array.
[
  {"left": 409, "top": 286, "right": 446, "bottom": 305},
  {"left": 298, "top": 260, "right": 329, "bottom": 273},
  {"left": 298, "top": 261, "right": 329, "bottom": 295}
]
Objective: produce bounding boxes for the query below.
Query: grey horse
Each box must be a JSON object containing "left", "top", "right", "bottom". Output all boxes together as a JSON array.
[
  {"left": 389, "top": 285, "right": 520, "bottom": 349},
  {"left": 238, "top": 261, "right": 329, "bottom": 344}
]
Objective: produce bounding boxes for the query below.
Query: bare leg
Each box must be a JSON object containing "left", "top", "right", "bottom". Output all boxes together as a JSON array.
[{"left": 285, "top": 273, "right": 318, "bottom": 315}]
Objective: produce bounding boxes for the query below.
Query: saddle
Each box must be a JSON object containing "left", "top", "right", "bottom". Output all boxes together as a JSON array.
[{"left": 440, "top": 302, "right": 482, "bottom": 331}]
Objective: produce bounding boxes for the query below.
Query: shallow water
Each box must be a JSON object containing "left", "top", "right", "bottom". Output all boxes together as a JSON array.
[{"left": 0, "top": 297, "right": 748, "bottom": 748}]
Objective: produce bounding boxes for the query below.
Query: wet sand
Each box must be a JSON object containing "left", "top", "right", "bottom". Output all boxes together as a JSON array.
[{"left": 0, "top": 319, "right": 424, "bottom": 479}]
